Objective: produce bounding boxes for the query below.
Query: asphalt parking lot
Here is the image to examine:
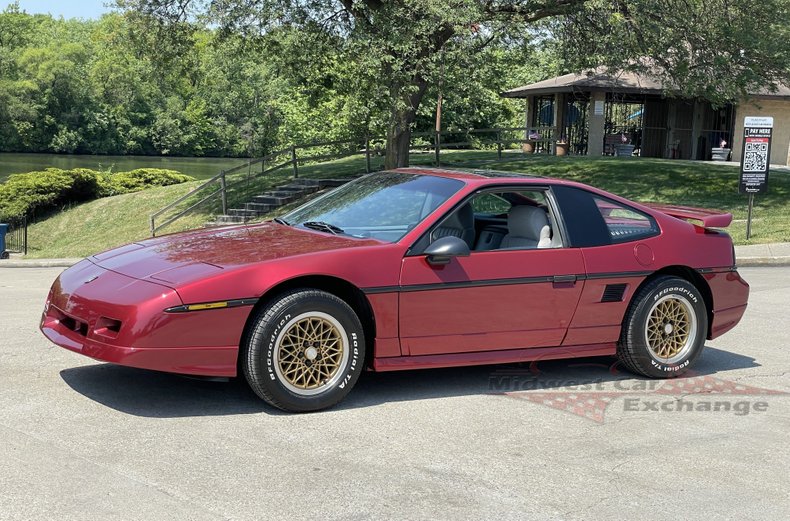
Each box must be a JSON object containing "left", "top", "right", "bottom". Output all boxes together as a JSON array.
[{"left": 1, "top": 266, "right": 788, "bottom": 520}]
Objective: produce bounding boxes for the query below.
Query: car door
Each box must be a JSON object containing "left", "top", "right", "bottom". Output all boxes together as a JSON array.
[
  {"left": 398, "top": 189, "right": 586, "bottom": 356},
  {"left": 549, "top": 184, "right": 661, "bottom": 346}
]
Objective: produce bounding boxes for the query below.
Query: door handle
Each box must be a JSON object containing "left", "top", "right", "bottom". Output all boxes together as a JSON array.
[{"left": 552, "top": 275, "right": 577, "bottom": 287}]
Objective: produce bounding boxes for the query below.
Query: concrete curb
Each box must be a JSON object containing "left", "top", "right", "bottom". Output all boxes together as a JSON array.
[
  {"left": 736, "top": 257, "right": 790, "bottom": 267},
  {"left": 0, "top": 259, "right": 81, "bottom": 268}
]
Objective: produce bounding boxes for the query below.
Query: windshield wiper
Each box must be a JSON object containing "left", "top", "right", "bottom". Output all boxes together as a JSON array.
[
  {"left": 301, "top": 221, "right": 345, "bottom": 235},
  {"left": 273, "top": 217, "right": 290, "bottom": 226}
]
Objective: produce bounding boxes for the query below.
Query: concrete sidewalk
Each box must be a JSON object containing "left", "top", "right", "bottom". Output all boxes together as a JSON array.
[
  {"left": 2, "top": 243, "right": 789, "bottom": 268},
  {"left": 733, "top": 242, "right": 790, "bottom": 266}
]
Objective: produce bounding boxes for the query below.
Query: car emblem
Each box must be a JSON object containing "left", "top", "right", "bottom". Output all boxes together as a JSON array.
[{"left": 84, "top": 275, "right": 99, "bottom": 284}]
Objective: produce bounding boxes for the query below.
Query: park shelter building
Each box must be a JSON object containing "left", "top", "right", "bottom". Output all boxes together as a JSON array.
[{"left": 502, "top": 69, "right": 790, "bottom": 166}]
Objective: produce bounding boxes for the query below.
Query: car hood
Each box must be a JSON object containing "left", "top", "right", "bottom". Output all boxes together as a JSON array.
[{"left": 90, "top": 223, "right": 380, "bottom": 285}]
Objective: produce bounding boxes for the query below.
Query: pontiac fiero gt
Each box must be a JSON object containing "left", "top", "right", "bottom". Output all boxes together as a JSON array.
[{"left": 41, "top": 168, "right": 749, "bottom": 411}]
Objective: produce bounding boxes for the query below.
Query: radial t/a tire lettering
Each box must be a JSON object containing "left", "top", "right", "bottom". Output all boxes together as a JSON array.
[
  {"left": 617, "top": 275, "right": 708, "bottom": 378},
  {"left": 243, "top": 289, "right": 365, "bottom": 412}
]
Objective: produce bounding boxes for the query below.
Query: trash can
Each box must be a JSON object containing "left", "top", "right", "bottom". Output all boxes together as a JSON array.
[{"left": 0, "top": 223, "right": 8, "bottom": 259}]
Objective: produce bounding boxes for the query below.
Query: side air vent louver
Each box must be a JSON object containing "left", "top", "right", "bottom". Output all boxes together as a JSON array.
[{"left": 601, "top": 283, "right": 627, "bottom": 303}]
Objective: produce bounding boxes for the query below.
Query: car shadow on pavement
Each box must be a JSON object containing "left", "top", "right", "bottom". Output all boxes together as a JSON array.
[
  {"left": 59, "top": 346, "right": 760, "bottom": 417},
  {"left": 59, "top": 364, "right": 275, "bottom": 417}
]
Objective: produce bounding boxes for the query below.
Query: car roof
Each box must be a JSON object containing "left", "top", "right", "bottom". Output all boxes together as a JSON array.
[
  {"left": 381, "top": 167, "right": 666, "bottom": 226},
  {"left": 389, "top": 166, "right": 546, "bottom": 183},
  {"left": 385, "top": 166, "right": 637, "bottom": 205}
]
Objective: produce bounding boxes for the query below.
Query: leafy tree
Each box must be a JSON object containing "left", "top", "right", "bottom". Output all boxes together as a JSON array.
[
  {"left": 114, "top": 0, "right": 790, "bottom": 168},
  {"left": 556, "top": 0, "right": 790, "bottom": 104},
  {"left": 3, "top": 0, "right": 787, "bottom": 164}
]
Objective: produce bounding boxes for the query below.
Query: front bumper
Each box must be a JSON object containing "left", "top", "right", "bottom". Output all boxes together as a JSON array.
[
  {"left": 40, "top": 259, "right": 245, "bottom": 377},
  {"left": 40, "top": 319, "right": 238, "bottom": 376}
]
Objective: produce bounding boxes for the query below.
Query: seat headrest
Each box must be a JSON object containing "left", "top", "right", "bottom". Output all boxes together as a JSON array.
[
  {"left": 508, "top": 205, "right": 549, "bottom": 241},
  {"left": 441, "top": 203, "right": 473, "bottom": 229}
]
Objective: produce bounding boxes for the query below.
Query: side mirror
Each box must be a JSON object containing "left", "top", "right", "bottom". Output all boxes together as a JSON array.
[{"left": 423, "top": 236, "right": 470, "bottom": 265}]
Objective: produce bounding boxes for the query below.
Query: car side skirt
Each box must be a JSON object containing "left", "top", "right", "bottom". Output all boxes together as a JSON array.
[{"left": 372, "top": 343, "right": 616, "bottom": 371}]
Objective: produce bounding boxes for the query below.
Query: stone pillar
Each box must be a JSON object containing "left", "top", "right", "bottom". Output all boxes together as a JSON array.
[
  {"left": 521, "top": 96, "right": 536, "bottom": 153},
  {"left": 666, "top": 100, "right": 678, "bottom": 158},
  {"left": 690, "top": 100, "right": 704, "bottom": 160},
  {"left": 554, "top": 94, "right": 566, "bottom": 136},
  {"left": 553, "top": 93, "right": 566, "bottom": 154},
  {"left": 732, "top": 106, "right": 744, "bottom": 164},
  {"left": 587, "top": 91, "right": 606, "bottom": 156},
  {"left": 525, "top": 96, "right": 535, "bottom": 130}
]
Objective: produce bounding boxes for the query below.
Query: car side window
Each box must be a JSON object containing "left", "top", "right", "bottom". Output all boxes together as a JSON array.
[
  {"left": 470, "top": 190, "right": 557, "bottom": 252},
  {"left": 551, "top": 185, "right": 658, "bottom": 247},
  {"left": 593, "top": 196, "right": 659, "bottom": 243},
  {"left": 471, "top": 193, "right": 510, "bottom": 215},
  {"left": 410, "top": 188, "right": 559, "bottom": 255}
]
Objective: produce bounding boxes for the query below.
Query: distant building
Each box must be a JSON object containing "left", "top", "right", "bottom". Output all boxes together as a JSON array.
[{"left": 502, "top": 68, "right": 790, "bottom": 165}]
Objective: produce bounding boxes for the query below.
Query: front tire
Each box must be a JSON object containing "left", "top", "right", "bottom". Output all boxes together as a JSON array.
[
  {"left": 243, "top": 289, "right": 366, "bottom": 412},
  {"left": 618, "top": 276, "right": 708, "bottom": 378}
]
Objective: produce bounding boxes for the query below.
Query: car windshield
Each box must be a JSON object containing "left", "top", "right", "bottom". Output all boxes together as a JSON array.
[{"left": 282, "top": 172, "right": 465, "bottom": 242}]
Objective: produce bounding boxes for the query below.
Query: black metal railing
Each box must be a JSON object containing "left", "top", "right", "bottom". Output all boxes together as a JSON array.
[{"left": 4, "top": 216, "right": 27, "bottom": 256}]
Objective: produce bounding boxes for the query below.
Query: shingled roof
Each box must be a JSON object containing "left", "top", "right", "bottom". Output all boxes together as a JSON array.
[{"left": 502, "top": 68, "right": 790, "bottom": 100}]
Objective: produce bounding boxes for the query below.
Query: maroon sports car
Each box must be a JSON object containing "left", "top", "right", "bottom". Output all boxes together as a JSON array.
[{"left": 41, "top": 168, "right": 749, "bottom": 411}]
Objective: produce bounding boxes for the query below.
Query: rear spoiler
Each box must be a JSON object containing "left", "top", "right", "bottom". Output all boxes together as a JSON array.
[{"left": 644, "top": 203, "right": 733, "bottom": 228}]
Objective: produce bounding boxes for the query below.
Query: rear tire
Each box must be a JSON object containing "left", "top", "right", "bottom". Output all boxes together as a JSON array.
[
  {"left": 243, "top": 289, "right": 365, "bottom": 412},
  {"left": 618, "top": 276, "right": 708, "bottom": 378}
]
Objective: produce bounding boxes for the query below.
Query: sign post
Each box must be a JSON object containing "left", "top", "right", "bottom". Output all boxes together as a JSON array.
[{"left": 739, "top": 116, "right": 773, "bottom": 240}]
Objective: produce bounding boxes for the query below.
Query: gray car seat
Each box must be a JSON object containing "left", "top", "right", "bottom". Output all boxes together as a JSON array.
[
  {"left": 433, "top": 203, "right": 475, "bottom": 247},
  {"left": 500, "top": 205, "right": 552, "bottom": 249}
]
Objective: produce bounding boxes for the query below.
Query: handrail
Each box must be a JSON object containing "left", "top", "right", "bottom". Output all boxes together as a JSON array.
[
  {"left": 150, "top": 170, "right": 225, "bottom": 220},
  {"left": 151, "top": 187, "right": 223, "bottom": 236}
]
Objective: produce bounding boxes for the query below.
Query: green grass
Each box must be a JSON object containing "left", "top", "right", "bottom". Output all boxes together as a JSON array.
[
  {"left": 26, "top": 181, "right": 206, "bottom": 258},
  {"left": 24, "top": 151, "right": 789, "bottom": 258}
]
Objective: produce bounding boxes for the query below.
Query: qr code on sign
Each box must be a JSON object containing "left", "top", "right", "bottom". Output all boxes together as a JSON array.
[{"left": 744, "top": 141, "right": 768, "bottom": 172}]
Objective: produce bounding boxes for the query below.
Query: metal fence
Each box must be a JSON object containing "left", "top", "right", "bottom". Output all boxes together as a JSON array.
[{"left": 4, "top": 216, "right": 27, "bottom": 256}]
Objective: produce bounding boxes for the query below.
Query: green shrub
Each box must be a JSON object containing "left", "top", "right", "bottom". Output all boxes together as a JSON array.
[
  {"left": 0, "top": 167, "right": 194, "bottom": 221},
  {"left": 102, "top": 169, "right": 195, "bottom": 196},
  {"left": 0, "top": 168, "right": 99, "bottom": 221}
]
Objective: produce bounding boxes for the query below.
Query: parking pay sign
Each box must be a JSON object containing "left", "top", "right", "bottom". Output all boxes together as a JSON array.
[{"left": 739, "top": 116, "right": 773, "bottom": 194}]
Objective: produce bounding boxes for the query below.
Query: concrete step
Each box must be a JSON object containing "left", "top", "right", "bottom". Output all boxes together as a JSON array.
[
  {"left": 279, "top": 184, "right": 319, "bottom": 194},
  {"left": 318, "top": 178, "right": 352, "bottom": 188},
  {"left": 244, "top": 202, "right": 277, "bottom": 212},
  {"left": 268, "top": 190, "right": 300, "bottom": 197},
  {"left": 252, "top": 195, "right": 292, "bottom": 205},
  {"left": 228, "top": 208, "right": 264, "bottom": 218},
  {"left": 212, "top": 215, "right": 244, "bottom": 224},
  {"left": 264, "top": 192, "right": 300, "bottom": 203},
  {"left": 290, "top": 178, "right": 321, "bottom": 187}
]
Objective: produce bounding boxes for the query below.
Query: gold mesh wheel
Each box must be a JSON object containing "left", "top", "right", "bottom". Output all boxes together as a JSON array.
[
  {"left": 645, "top": 295, "right": 698, "bottom": 364},
  {"left": 273, "top": 312, "right": 348, "bottom": 396}
]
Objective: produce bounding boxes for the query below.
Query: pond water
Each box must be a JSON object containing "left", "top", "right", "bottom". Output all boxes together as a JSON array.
[{"left": 0, "top": 153, "right": 250, "bottom": 183}]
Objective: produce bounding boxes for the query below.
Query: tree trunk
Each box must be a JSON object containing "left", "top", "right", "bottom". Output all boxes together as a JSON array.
[
  {"left": 385, "top": 115, "right": 412, "bottom": 169},
  {"left": 384, "top": 78, "right": 428, "bottom": 169}
]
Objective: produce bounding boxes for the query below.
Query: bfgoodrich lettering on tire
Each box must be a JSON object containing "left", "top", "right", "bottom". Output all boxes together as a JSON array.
[
  {"left": 243, "top": 289, "right": 365, "bottom": 412},
  {"left": 618, "top": 275, "right": 708, "bottom": 378}
]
